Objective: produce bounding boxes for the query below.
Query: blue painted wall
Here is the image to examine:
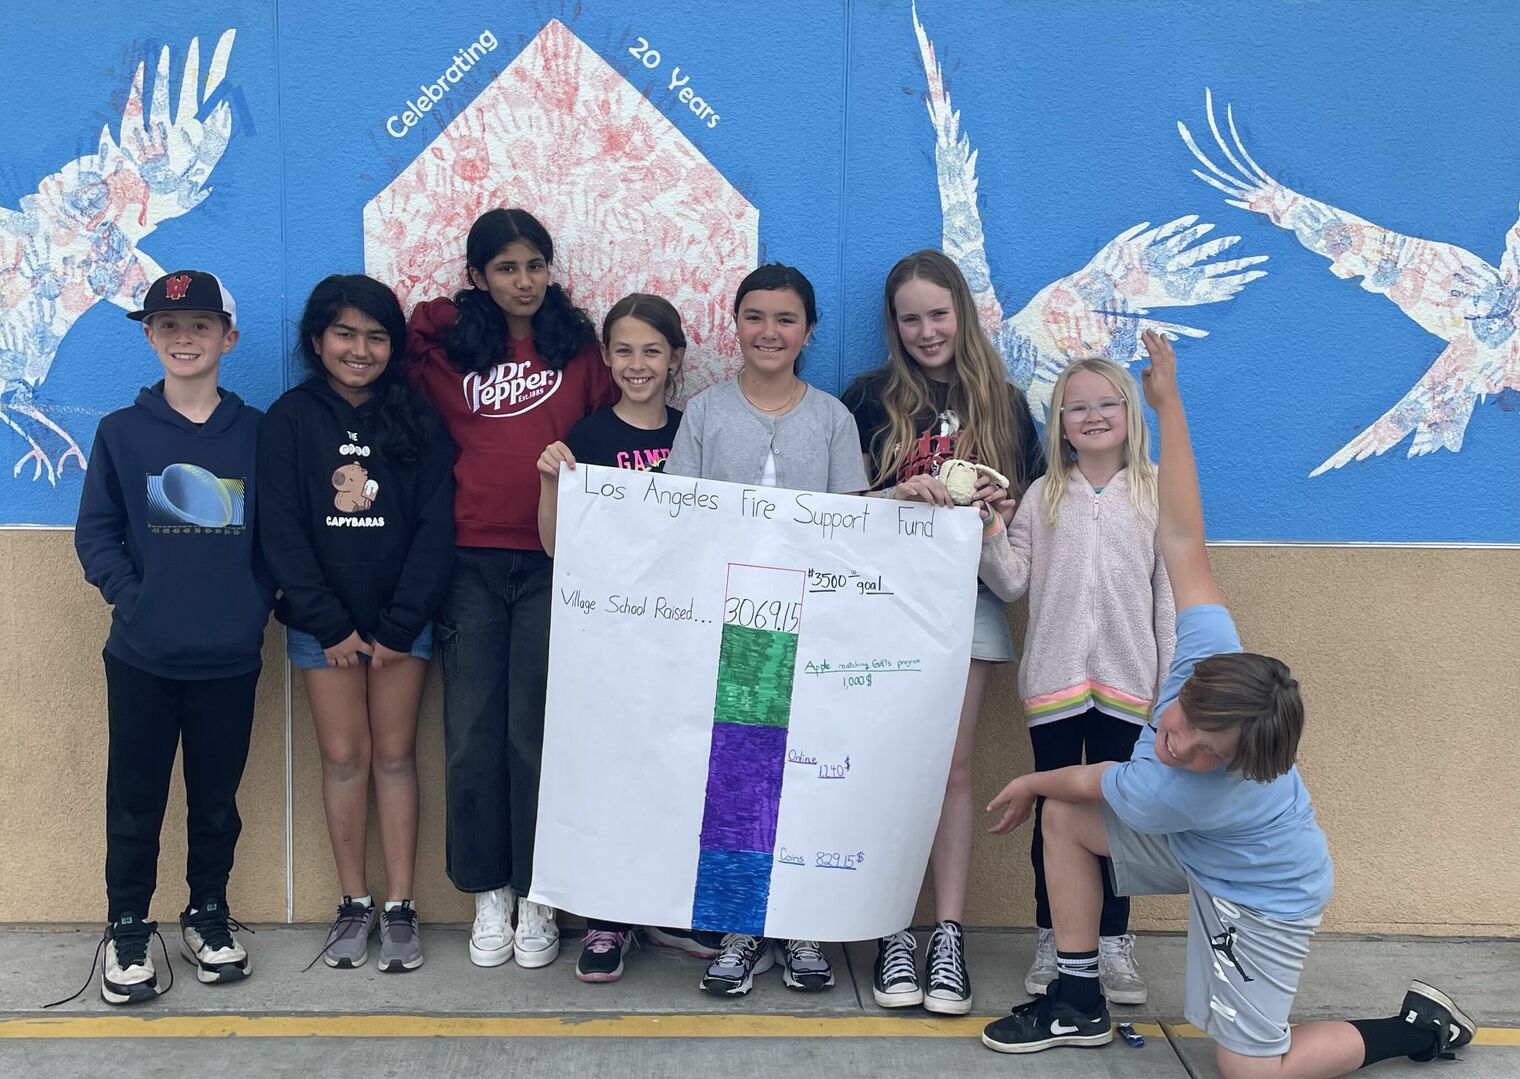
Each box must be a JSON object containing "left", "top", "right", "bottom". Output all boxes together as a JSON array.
[{"left": 4, "top": 0, "right": 1517, "bottom": 540}]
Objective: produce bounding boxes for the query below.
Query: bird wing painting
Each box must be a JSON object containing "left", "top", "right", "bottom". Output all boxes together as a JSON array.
[
  {"left": 911, "top": 4, "right": 1267, "bottom": 422},
  {"left": 0, "top": 31, "right": 236, "bottom": 486},
  {"left": 1180, "top": 89, "right": 1520, "bottom": 476}
]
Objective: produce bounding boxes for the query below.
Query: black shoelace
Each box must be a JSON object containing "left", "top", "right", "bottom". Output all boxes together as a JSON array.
[
  {"left": 302, "top": 897, "right": 371, "bottom": 972},
  {"left": 44, "top": 921, "right": 172, "bottom": 1008},
  {"left": 382, "top": 902, "right": 417, "bottom": 938},
  {"left": 185, "top": 905, "right": 252, "bottom": 953}
]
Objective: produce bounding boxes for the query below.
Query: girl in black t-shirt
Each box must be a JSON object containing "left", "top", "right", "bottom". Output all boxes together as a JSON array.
[
  {"left": 841, "top": 249, "right": 1043, "bottom": 1016},
  {"left": 536, "top": 294, "right": 720, "bottom": 982}
]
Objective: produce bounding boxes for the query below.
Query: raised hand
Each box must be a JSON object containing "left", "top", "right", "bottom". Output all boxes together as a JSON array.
[{"left": 1140, "top": 329, "right": 1178, "bottom": 410}]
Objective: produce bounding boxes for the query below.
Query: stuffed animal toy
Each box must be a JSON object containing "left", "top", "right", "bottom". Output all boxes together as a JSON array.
[{"left": 938, "top": 459, "right": 1009, "bottom": 506}]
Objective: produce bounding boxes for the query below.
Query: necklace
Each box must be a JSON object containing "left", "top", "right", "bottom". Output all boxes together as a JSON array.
[{"left": 740, "top": 371, "right": 802, "bottom": 414}]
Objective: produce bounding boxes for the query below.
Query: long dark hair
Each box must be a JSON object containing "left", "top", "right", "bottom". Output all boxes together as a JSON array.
[
  {"left": 445, "top": 208, "right": 596, "bottom": 374},
  {"left": 298, "top": 274, "right": 441, "bottom": 466},
  {"left": 732, "top": 263, "right": 817, "bottom": 374}
]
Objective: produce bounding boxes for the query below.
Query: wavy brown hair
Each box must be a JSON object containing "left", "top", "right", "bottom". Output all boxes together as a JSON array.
[{"left": 869, "top": 250, "right": 1029, "bottom": 491}]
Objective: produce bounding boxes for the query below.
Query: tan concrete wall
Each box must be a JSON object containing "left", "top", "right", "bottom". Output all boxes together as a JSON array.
[{"left": 4, "top": 531, "right": 1516, "bottom": 934}]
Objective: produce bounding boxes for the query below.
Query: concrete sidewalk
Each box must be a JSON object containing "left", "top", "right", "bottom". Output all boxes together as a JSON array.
[{"left": 3, "top": 926, "right": 1515, "bottom": 1078}]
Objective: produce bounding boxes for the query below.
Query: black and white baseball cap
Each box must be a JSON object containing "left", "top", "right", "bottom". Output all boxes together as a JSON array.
[{"left": 128, "top": 269, "right": 238, "bottom": 327}]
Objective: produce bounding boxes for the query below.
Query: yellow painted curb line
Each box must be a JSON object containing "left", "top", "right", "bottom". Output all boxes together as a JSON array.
[
  {"left": 0, "top": 1014, "right": 1515, "bottom": 1045},
  {"left": 0, "top": 1014, "right": 1151, "bottom": 1039}
]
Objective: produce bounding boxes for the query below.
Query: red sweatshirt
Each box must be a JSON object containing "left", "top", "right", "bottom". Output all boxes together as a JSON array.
[{"left": 405, "top": 296, "right": 617, "bottom": 549}]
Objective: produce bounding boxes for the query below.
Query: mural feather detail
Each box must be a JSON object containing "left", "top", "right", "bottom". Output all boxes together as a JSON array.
[
  {"left": 1180, "top": 88, "right": 1520, "bottom": 475},
  {"left": 912, "top": 8, "right": 1267, "bottom": 422}
]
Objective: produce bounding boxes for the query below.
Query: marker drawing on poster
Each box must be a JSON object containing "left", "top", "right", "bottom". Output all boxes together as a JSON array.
[{"left": 530, "top": 466, "right": 981, "bottom": 942}]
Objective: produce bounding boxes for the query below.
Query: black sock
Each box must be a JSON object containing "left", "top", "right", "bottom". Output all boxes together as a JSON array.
[
  {"left": 1055, "top": 949, "right": 1101, "bottom": 1013},
  {"left": 1349, "top": 1016, "right": 1438, "bottom": 1067}
]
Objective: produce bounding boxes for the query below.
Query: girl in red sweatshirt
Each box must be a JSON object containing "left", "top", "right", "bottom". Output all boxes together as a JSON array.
[{"left": 406, "top": 208, "right": 616, "bottom": 971}]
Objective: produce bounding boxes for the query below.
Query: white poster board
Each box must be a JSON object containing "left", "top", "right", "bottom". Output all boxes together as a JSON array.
[{"left": 530, "top": 465, "right": 981, "bottom": 941}]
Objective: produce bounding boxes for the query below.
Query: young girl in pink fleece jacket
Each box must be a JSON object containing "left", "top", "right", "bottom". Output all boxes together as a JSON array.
[{"left": 977, "top": 357, "right": 1175, "bottom": 1007}]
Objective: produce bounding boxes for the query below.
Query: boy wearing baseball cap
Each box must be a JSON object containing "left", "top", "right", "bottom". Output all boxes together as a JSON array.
[{"left": 64, "top": 270, "right": 273, "bottom": 1005}]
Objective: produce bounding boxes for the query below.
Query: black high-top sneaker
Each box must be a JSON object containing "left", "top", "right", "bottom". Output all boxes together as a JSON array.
[{"left": 924, "top": 920, "right": 972, "bottom": 1015}]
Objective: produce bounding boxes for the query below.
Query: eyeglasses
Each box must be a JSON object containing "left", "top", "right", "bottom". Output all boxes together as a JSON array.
[{"left": 1061, "top": 398, "right": 1125, "bottom": 420}]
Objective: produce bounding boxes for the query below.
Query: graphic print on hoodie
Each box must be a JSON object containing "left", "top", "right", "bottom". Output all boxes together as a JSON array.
[{"left": 257, "top": 378, "right": 455, "bottom": 652}]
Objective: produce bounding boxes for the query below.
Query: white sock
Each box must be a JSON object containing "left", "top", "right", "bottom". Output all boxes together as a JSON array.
[
  {"left": 384, "top": 899, "right": 411, "bottom": 912},
  {"left": 352, "top": 895, "right": 373, "bottom": 909}
]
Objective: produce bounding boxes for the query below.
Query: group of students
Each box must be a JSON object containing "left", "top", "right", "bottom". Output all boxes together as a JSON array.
[{"left": 62, "top": 205, "right": 1474, "bottom": 1076}]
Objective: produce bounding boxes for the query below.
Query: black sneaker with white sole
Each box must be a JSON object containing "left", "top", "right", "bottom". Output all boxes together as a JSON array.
[
  {"left": 179, "top": 900, "right": 251, "bottom": 983},
  {"left": 924, "top": 920, "right": 972, "bottom": 1014},
  {"left": 873, "top": 930, "right": 923, "bottom": 1008},
  {"left": 700, "top": 934, "right": 774, "bottom": 996},
  {"left": 982, "top": 983, "right": 1112, "bottom": 1054},
  {"left": 1402, "top": 980, "right": 1476, "bottom": 1062}
]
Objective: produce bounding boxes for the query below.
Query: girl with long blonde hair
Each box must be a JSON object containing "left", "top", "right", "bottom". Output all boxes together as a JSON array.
[
  {"left": 842, "top": 249, "right": 1043, "bottom": 1015},
  {"left": 977, "top": 354, "right": 1175, "bottom": 1007}
]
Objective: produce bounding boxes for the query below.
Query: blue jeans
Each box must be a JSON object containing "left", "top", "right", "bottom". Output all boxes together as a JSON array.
[{"left": 438, "top": 547, "right": 553, "bottom": 895}]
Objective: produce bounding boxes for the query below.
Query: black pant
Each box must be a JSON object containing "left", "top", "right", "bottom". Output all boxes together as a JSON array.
[
  {"left": 438, "top": 547, "right": 553, "bottom": 895},
  {"left": 1029, "top": 707, "right": 1142, "bottom": 936},
  {"left": 103, "top": 651, "right": 260, "bottom": 921}
]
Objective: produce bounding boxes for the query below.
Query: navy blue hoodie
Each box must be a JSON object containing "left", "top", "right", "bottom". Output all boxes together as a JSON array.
[
  {"left": 256, "top": 377, "right": 455, "bottom": 652},
  {"left": 75, "top": 384, "right": 274, "bottom": 679}
]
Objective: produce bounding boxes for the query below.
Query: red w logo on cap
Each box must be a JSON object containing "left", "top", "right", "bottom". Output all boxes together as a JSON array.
[{"left": 164, "top": 274, "right": 192, "bottom": 300}]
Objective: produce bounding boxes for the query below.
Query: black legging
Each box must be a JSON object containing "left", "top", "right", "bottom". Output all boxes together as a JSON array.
[{"left": 1029, "top": 707, "right": 1142, "bottom": 936}]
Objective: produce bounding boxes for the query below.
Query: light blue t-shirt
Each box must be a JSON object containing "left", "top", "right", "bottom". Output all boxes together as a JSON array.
[{"left": 1101, "top": 604, "right": 1333, "bottom": 920}]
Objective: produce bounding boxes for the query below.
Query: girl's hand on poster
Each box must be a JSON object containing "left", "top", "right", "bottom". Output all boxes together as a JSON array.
[
  {"left": 1140, "top": 329, "right": 1179, "bottom": 409},
  {"left": 325, "top": 630, "right": 374, "bottom": 669},
  {"left": 370, "top": 640, "right": 410, "bottom": 670},
  {"left": 894, "top": 473, "right": 954, "bottom": 507},
  {"left": 986, "top": 774, "right": 1036, "bottom": 835},
  {"left": 537, "top": 441, "right": 577, "bottom": 481}
]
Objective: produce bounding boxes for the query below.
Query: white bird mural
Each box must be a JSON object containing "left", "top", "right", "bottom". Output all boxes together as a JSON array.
[
  {"left": 912, "top": 5, "right": 1267, "bottom": 422},
  {"left": 0, "top": 30, "right": 236, "bottom": 484},
  {"left": 1180, "top": 89, "right": 1520, "bottom": 476}
]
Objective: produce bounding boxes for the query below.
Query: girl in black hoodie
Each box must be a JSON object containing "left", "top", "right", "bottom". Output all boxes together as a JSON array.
[{"left": 258, "top": 275, "right": 454, "bottom": 973}]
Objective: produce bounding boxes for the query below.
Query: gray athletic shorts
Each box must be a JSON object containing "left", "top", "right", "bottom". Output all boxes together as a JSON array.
[
  {"left": 1101, "top": 802, "right": 1320, "bottom": 1058},
  {"left": 970, "top": 584, "right": 1014, "bottom": 663}
]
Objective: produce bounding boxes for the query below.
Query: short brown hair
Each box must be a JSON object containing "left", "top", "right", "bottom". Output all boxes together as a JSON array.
[{"left": 1178, "top": 653, "right": 1303, "bottom": 782}]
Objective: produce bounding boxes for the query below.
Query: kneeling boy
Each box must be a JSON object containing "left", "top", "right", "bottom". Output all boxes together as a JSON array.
[{"left": 979, "top": 331, "right": 1474, "bottom": 1077}]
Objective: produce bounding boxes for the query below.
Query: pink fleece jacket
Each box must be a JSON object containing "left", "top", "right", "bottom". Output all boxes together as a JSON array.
[{"left": 978, "top": 469, "right": 1175, "bottom": 727}]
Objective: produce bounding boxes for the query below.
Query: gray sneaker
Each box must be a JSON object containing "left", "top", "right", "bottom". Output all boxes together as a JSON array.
[
  {"left": 1098, "top": 933, "right": 1147, "bottom": 1004},
  {"left": 378, "top": 901, "right": 424, "bottom": 973},
  {"left": 322, "top": 898, "right": 376, "bottom": 969}
]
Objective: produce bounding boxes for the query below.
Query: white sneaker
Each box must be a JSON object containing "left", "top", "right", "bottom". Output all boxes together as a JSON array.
[
  {"left": 1099, "top": 933, "right": 1147, "bottom": 1004},
  {"left": 514, "top": 898, "right": 560, "bottom": 969},
  {"left": 469, "top": 888, "right": 514, "bottom": 967},
  {"left": 1023, "top": 927, "right": 1057, "bottom": 996}
]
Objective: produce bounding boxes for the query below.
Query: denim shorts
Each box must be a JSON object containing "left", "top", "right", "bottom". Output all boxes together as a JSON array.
[
  {"left": 970, "top": 584, "right": 1014, "bottom": 663},
  {"left": 285, "top": 623, "right": 434, "bottom": 670}
]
